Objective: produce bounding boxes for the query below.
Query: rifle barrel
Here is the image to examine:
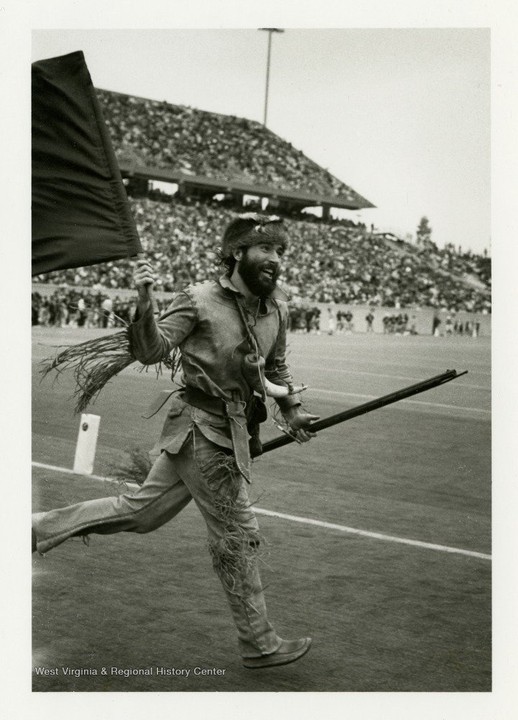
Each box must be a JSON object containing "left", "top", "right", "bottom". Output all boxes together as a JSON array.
[{"left": 258, "top": 369, "right": 467, "bottom": 456}]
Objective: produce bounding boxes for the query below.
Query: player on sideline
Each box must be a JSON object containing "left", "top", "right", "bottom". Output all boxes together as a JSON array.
[{"left": 33, "top": 213, "right": 318, "bottom": 669}]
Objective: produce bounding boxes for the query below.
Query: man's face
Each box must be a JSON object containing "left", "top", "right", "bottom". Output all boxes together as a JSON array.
[{"left": 237, "top": 241, "right": 285, "bottom": 298}]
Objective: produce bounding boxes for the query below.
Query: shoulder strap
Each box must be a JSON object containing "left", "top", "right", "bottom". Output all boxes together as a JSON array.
[{"left": 233, "top": 296, "right": 261, "bottom": 354}]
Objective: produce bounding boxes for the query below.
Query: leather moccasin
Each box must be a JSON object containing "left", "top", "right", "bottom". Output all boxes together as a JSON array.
[{"left": 242, "top": 637, "right": 312, "bottom": 669}]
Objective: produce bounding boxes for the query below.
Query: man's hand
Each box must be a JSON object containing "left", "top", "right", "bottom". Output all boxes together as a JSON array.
[
  {"left": 133, "top": 257, "right": 156, "bottom": 311},
  {"left": 282, "top": 406, "right": 320, "bottom": 443}
]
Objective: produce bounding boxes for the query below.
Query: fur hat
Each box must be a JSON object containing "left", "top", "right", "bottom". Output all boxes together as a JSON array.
[{"left": 221, "top": 213, "right": 288, "bottom": 259}]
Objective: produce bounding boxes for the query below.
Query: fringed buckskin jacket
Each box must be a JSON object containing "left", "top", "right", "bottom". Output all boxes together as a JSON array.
[{"left": 128, "top": 275, "right": 301, "bottom": 481}]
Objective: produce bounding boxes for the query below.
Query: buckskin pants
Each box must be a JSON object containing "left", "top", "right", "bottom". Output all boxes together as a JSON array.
[{"left": 32, "top": 427, "right": 281, "bottom": 658}]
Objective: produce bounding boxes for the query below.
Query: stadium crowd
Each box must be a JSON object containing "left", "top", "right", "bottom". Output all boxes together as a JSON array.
[
  {"left": 33, "top": 88, "right": 491, "bottom": 320},
  {"left": 96, "top": 89, "right": 370, "bottom": 205},
  {"left": 31, "top": 287, "right": 173, "bottom": 329},
  {"left": 34, "top": 196, "right": 491, "bottom": 314}
]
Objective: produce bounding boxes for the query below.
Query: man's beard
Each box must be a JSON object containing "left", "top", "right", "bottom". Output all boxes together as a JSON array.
[{"left": 237, "top": 252, "right": 280, "bottom": 298}]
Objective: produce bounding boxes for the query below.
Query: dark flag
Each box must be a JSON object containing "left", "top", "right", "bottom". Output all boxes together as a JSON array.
[{"left": 32, "top": 51, "right": 142, "bottom": 276}]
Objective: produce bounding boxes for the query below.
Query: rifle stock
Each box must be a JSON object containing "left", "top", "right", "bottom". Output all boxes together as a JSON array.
[{"left": 256, "top": 369, "right": 468, "bottom": 457}]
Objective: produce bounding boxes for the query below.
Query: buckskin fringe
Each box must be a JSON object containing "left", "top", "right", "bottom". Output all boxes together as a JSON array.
[
  {"left": 40, "top": 329, "right": 180, "bottom": 414},
  {"left": 204, "top": 451, "right": 266, "bottom": 601},
  {"left": 108, "top": 446, "right": 153, "bottom": 487}
]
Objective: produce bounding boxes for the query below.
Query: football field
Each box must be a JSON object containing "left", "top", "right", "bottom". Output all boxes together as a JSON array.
[{"left": 32, "top": 327, "right": 491, "bottom": 692}]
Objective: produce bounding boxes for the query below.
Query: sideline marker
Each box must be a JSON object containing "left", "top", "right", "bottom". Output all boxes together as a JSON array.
[{"left": 73, "top": 414, "right": 101, "bottom": 475}]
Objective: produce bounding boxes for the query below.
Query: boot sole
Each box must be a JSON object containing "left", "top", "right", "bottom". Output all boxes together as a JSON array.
[{"left": 243, "top": 638, "right": 312, "bottom": 669}]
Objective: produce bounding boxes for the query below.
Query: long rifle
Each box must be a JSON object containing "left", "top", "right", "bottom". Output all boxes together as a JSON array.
[{"left": 257, "top": 369, "right": 468, "bottom": 456}]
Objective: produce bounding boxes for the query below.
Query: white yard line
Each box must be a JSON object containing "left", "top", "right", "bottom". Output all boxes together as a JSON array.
[
  {"left": 254, "top": 508, "right": 491, "bottom": 560},
  {"left": 32, "top": 461, "right": 491, "bottom": 561},
  {"left": 299, "top": 353, "right": 491, "bottom": 369},
  {"left": 294, "top": 363, "right": 490, "bottom": 390},
  {"left": 309, "top": 387, "right": 490, "bottom": 414}
]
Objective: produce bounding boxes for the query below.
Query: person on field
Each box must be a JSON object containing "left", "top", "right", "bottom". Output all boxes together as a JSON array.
[
  {"left": 326, "top": 307, "right": 336, "bottom": 335},
  {"left": 432, "top": 312, "right": 441, "bottom": 337},
  {"left": 365, "top": 310, "right": 374, "bottom": 333},
  {"left": 32, "top": 213, "right": 318, "bottom": 669}
]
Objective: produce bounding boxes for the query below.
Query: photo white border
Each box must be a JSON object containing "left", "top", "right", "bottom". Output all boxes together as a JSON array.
[{"left": 2, "top": 0, "right": 516, "bottom": 717}]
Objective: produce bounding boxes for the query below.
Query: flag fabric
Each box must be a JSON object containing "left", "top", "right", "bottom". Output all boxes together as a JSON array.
[{"left": 32, "top": 51, "right": 142, "bottom": 276}]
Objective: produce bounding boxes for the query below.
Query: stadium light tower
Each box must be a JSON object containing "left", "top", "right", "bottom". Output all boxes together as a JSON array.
[{"left": 259, "top": 28, "right": 284, "bottom": 127}]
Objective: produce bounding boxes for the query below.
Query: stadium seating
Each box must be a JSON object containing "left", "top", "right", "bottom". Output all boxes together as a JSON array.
[
  {"left": 32, "top": 89, "right": 491, "bottom": 320},
  {"left": 96, "top": 89, "right": 370, "bottom": 204}
]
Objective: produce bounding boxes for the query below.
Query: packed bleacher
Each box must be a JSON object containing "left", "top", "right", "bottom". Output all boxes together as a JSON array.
[
  {"left": 32, "top": 88, "right": 491, "bottom": 322},
  {"left": 33, "top": 194, "right": 491, "bottom": 314},
  {"left": 96, "top": 89, "right": 372, "bottom": 206}
]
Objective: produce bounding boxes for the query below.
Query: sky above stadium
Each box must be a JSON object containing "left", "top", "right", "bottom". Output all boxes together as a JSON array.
[
  {"left": 32, "top": 28, "right": 490, "bottom": 252},
  {"left": 26, "top": 21, "right": 498, "bottom": 262},
  {"left": 31, "top": 27, "right": 490, "bottom": 254}
]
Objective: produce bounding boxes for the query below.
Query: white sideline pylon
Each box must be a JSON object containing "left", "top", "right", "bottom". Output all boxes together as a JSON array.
[{"left": 73, "top": 414, "right": 101, "bottom": 475}]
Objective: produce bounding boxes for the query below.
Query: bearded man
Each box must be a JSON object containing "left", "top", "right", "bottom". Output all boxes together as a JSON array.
[{"left": 32, "top": 213, "right": 318, "bottom": 669}]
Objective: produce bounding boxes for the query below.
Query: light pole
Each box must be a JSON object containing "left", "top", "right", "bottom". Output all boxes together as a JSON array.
[{"left": 259, "top": 28, "right": 284, "bottom": 127}]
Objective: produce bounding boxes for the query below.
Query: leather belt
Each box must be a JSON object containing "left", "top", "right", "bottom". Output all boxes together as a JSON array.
[
  {"left": 182, "top": 385, "right": 229, "bottom": 416},
  {"left": 183, "top": 385, "right": 252, "bottom": 482}
]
